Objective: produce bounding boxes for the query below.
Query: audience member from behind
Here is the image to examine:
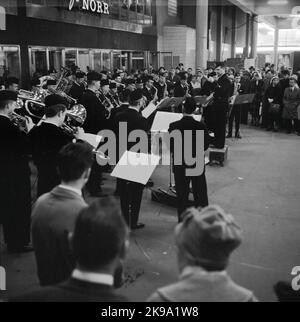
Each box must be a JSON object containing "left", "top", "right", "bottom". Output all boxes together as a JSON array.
[
  {"left": 14, "top": 197, "right": 129, "bottom": 302},
  {"left": 31, "top": 142, "right": 93, "bottom": 287},
  {"left": 148, "top": 206, "right": 257, "bottom": 302}
]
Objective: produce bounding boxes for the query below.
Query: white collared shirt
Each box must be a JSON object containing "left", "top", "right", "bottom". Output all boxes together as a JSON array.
[
  {"left": 72, "top": 269, "right": 114, "bottom": 286},
  {"left": 59, "top": 184, "right": 82, "bottom": 197}
]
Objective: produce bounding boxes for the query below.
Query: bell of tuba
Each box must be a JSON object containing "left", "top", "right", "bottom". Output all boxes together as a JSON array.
[{"left": 66, "top": 104, "right": 87, "bottom": 127}]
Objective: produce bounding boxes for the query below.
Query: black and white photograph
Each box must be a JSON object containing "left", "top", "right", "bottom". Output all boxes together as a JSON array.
[{"left": 0, "top": 0, "right": 300, "bottom": 307}]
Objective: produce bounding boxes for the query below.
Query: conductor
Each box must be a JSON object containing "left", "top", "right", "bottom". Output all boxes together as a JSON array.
[{"left": 169, "top": 97, "right": 210, "bottom": 222}]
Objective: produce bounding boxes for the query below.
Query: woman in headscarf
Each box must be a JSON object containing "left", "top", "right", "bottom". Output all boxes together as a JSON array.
[
  {"left": 264, "top": 76, "right": 282, "bottom": 132},
  {"left": 148, "top": 206, "right": 258, "bottom": 302}
]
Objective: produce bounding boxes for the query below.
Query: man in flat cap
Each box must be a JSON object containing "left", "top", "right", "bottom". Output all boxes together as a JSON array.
[
  {"left": 0, "top": 90, "right": 34, "bottom": 253},
  {"left": 69, "top": 71, "right": 86, "bottom": 102},
  {"left": 113, "top": 89, "right": 149, "bottom": 230},
  {"left": 148, "top": 205, "right": 257, "bottom": 302},
  {"left": 80, "top": 71, "right": 108, "bottom": 197}
]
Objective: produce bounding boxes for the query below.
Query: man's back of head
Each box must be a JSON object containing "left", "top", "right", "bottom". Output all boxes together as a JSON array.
[{"left": 73, "top": 197, "right": 129, "bottom": 272}]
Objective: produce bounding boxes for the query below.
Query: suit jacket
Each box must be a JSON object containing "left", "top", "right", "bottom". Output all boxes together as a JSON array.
[
  {"left": 29, "top": 123, "right": 73, "bottom": 196},
  {"left": 0, "top": 116, "right": 31, "bottom": 245},
  {"left": 11, "top": 278, "right": 128, "bottom": 302},
  {"left": 148, "top": 267, "right": 257, "bottom": 303},
  {"left": 80, "top": 89, "right": 107, "bottom": 134},
  {"left": 69, "top": 82, "right": 85, "bottom": 102},
  {"left": 31, "top": 186, "right": 87, "bottom": 286},
  {"left": 214, "top": 74, "right": 232, "bottom": 105},
  {"left": 169, "top": 116, "right": 209, "bottom": 174},
  {"left": 174, "top": 83, "right": 188, "bottom": 98},
  {"left": 113, "top": 108, "right": 149, "bottom": 161}
]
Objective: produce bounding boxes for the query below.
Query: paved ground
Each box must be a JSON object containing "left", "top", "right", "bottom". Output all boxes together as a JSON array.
[{"left": 1, "top": 125, "right": 300, "bottom": 302}]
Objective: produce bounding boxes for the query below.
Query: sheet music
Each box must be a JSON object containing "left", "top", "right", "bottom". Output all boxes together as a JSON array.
[
  {"left": 78, "top": 133, "right": 103, "bottom": 149},
  {"left": 151, "top": 112, "right": 202, "bottom": 132},
  {"left": 142, "top": 102, "right": 157, "bottom": 119},
  {"left": 111, "top": 151, "right": 160, "bottom": 185}
]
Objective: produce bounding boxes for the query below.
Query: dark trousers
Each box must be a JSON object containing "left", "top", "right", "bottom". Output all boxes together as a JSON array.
[
  {"left": 241, "top": 103, "right": 250, "bottom": 124},
  {"left": 174, "top": 167, "right": 209, "bottom": 220},
  {"left": 228, "top": 105, "right": 241, "bottom": 136},
  {"left": 203, "top": 105, "right": 214, "bottom": 132},
  {"left": 267, "top": 111, "right": 280, "bottom": 130},
  {"left": 284, "top": 119, "right": 300, "bottom": 133},
  {"left": 213, "top": 104, "right": 227, "bottom": 149},
  {"left": 118, "top": 179, "right": 144, "bottom": 228},
  {"left": 261, "top": 100, "right": 269, "bottom": 128},
  {"left": 86, "top": 159, "right": 103, "bottom": 194},
  {"left": 2, "top": 176, "right": 31, "bottom": 249}
]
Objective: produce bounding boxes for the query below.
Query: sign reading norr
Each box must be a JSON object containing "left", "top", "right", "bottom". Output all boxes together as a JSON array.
[{"left": 69, "top": 0, "right": 110, "bottom": 15}]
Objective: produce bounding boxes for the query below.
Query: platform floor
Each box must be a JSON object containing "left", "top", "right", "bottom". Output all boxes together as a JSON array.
[{"left": 1, "top": 125, "right": 300, "bottom": 302}]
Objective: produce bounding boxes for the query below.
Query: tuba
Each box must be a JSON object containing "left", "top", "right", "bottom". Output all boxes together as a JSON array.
[{"left": 23, "top": 100, "right": 87, "bottom": 135}]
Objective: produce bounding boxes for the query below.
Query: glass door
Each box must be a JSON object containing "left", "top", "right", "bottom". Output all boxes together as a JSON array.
[
  {"left": 29, "top": 47, "right": 48, "bottom": 76},
  {"left": 49, "top": 48, "right": 63, "bottom": 73}
]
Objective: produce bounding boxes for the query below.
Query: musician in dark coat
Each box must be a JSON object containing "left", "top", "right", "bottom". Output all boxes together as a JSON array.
[
  {"left": 212, "top": 66, "right": 232, "bottom": 149},
  {"left": 80, "top": 72, "right": 107, "bottom": 134},
  {"left": 0, "top": 91, "right": 34, "bottom": 253},
  {"left": 69, "top": 72, "right": 86, "bottom": 102},
  {"left": 113, "top": 90, "right": 149, "bottom": 230},
  {"left": 200, "top": 72, "right": 218, "bottom": 132},
  {"left": 29, "top": 96, "right": 74, "bottom": 197},
  {"left": 169, "top": 98, "right": 210, "bottom": 221},
  {"left": 80, "top": 72, "right": 109, "bottom": 197}
]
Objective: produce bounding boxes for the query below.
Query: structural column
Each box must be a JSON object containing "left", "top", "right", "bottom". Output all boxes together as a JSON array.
[
  {"left": 216, "top": 5, "right": 223, "bottom": 62},
  {"left": 250, "top": 14, "right": 258, "bottom": 61},
  {"left": 17, "top": 0, "right": 30, "bottom": 89},
  {"left": 243, "top": 14, "right": 250, "bottom": 58},
  {"left": 196, "top": 0, "right": 208, "bottom": 69},
  {"left": 274, "top": 20, "right": 279, "bottom": 69},
  {"left": 231, "top": 6, "right": 237, "bottom": 58}
]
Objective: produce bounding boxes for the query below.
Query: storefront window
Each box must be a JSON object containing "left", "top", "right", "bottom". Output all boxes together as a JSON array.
[
  {"left": 28, "top": 47, "right": 150, "bottom": 76},
  {"left": 65, "top": 49, "right": 77, "bottom": 68},
  {"left": 0, "top": 46, "right": 20, "bottom": 80},
  {"left": 29, "top": 47, "right": 48, "bottom": 76},
  {"left": 78, "top": 49, "right": 90, "bottom": 72},
  {"left": 49, "top": 48, "right": 62, "bottom": 73},
  {"left": 90, "top": 49, "right": 102, "bottom": 72},
  {"left": 102, "top": 51, "right": 112, "bottom": 71},
  {"left": 132, "top": 51, "right": 145, "bottom": 71}
]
